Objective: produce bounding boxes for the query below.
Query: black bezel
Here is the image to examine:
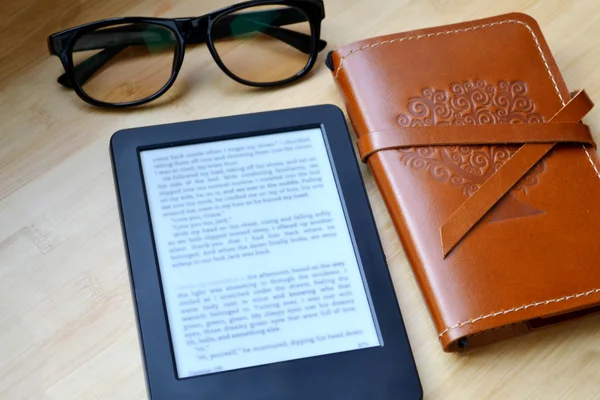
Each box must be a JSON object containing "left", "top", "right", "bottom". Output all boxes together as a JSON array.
[{"left": 110, "top": 104, "right": 422, "bottom": 400}]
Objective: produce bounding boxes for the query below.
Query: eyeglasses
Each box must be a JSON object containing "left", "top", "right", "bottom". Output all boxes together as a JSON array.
[{"left": 47, "top": 0, "right": 326, "bottom": 108}]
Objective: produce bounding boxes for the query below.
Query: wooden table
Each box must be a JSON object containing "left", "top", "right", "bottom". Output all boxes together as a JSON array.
[{"left": 1, "top": 0, "right": 599, "bottom": 398}]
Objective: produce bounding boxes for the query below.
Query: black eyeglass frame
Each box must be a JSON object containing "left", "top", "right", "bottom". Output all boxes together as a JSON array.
[{"left": 47, "top": 0, "right": 325, "bottom": 108}]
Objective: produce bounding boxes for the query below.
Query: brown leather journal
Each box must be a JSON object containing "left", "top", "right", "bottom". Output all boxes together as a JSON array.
[{"left": 327, "top": 13, "right": 600, "bottom": 351}]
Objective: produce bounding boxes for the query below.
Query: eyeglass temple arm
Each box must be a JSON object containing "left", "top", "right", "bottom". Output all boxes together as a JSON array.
[
  {"left": 57, "top": 25, "right": 165, "bottom": 88},
  {"left": 57, "top": 45, "right": 128, "bottom": 88},
  {"left": 57, "top": 9, "right": 326, "bottom": 88},
  {"left": 196, "top": 8, "right": 327, "bottom": 52},
  {"left": 207, "top": 19, "right": 326, "bottom": 54}
]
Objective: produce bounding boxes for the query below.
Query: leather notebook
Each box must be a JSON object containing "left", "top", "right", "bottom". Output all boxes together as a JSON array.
[{"left": 326, "top": 13, "right": 600, "bottom": 351}]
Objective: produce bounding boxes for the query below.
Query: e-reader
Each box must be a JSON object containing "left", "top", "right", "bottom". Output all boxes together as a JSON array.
[{"left": 110, "top": 105, "right": 422, "bottom": 400}]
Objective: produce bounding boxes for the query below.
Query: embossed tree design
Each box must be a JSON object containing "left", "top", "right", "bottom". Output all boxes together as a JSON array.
[
  {"left": 396, "top": 80, "right": 546, "bottom": 197},
  {"left": 396, "top": 80, "right": 546, "bottom": 220}
]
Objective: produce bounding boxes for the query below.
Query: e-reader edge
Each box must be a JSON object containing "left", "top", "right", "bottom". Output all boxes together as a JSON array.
[{"left": 110, "top": 104, "right": 422, "bottom": 400}]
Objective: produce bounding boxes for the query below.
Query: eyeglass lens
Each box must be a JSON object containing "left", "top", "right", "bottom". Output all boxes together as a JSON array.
[
  {"left": 212, "top": 5, "right": 313, "bottom": 84},
  {"left": 71, "top": 23, "right": 177, "bottom": 104}
]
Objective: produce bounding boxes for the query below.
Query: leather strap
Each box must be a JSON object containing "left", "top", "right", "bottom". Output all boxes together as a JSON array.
[
  {"left": 357, "top": 89, "right": 595, "bottom": 258},
  {"left": 440, "top": 89, "right": 594, "bottom": 257},
  {"left": 357, "top": 123, "right": 594, "bottom": 162}
]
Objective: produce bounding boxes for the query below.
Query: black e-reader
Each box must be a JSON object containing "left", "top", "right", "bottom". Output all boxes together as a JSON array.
[{"left": 110, "top": 105, "right": 422, "bottom": 400}]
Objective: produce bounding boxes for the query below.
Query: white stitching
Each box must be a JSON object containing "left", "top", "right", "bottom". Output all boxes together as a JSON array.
[
  {"left": 438, "top": 288, "right": 600, "bottom": 338},
  {"left": 333, "top": 20, "right": 565, "bottom": 106},
  {"left": 583, "top": 146, "right": 600, "bottom": 179},
  {"left": 334, "top": 18, "right": 600, "bottom": 339}
]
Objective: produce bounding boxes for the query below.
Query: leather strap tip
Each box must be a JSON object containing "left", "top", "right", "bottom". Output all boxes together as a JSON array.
[{"left": 440, "top": 229, "right": 456, "bottom": 259}]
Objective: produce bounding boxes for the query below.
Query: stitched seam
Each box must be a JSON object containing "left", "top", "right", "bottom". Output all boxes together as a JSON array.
[
  {"left": 456, "top": 320, "right": 523, "bottom": 341},
  {"left": 583, "top": 146, "right": 600, "bottom": 179},
  {"left": 333, "top": 20, "right": 565, "bottom": 106},
  {"left": 438, "top": 287, "right": 600, "bottom": 338}
]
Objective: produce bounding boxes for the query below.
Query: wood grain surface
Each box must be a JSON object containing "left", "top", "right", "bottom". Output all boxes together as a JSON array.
[{"left": 1, "top": 0, "right": 600, "bottom": 399}]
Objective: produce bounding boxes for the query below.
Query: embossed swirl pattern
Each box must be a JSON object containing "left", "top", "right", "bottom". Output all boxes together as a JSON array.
[{"left": 397, "top": 80, "right": 545, "bottom": 196}]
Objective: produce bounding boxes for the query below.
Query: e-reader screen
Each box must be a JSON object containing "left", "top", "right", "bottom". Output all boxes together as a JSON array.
[{"left": 139, "top": 128, "right": 381, "bottom": 379}]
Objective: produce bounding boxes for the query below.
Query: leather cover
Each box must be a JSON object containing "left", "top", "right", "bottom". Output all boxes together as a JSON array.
[{"left": 327, "top": 12, "right": 600, "bottom": 351}]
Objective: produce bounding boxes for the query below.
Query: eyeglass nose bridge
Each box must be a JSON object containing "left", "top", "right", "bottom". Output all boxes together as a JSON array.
[{"left": 176, "top": 16, "right": 210, "bottom": 45}]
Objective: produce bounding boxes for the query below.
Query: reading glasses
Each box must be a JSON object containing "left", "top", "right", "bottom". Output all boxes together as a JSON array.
[{"left": 47, "top": 0, "right": 326, "bottom": 108}]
